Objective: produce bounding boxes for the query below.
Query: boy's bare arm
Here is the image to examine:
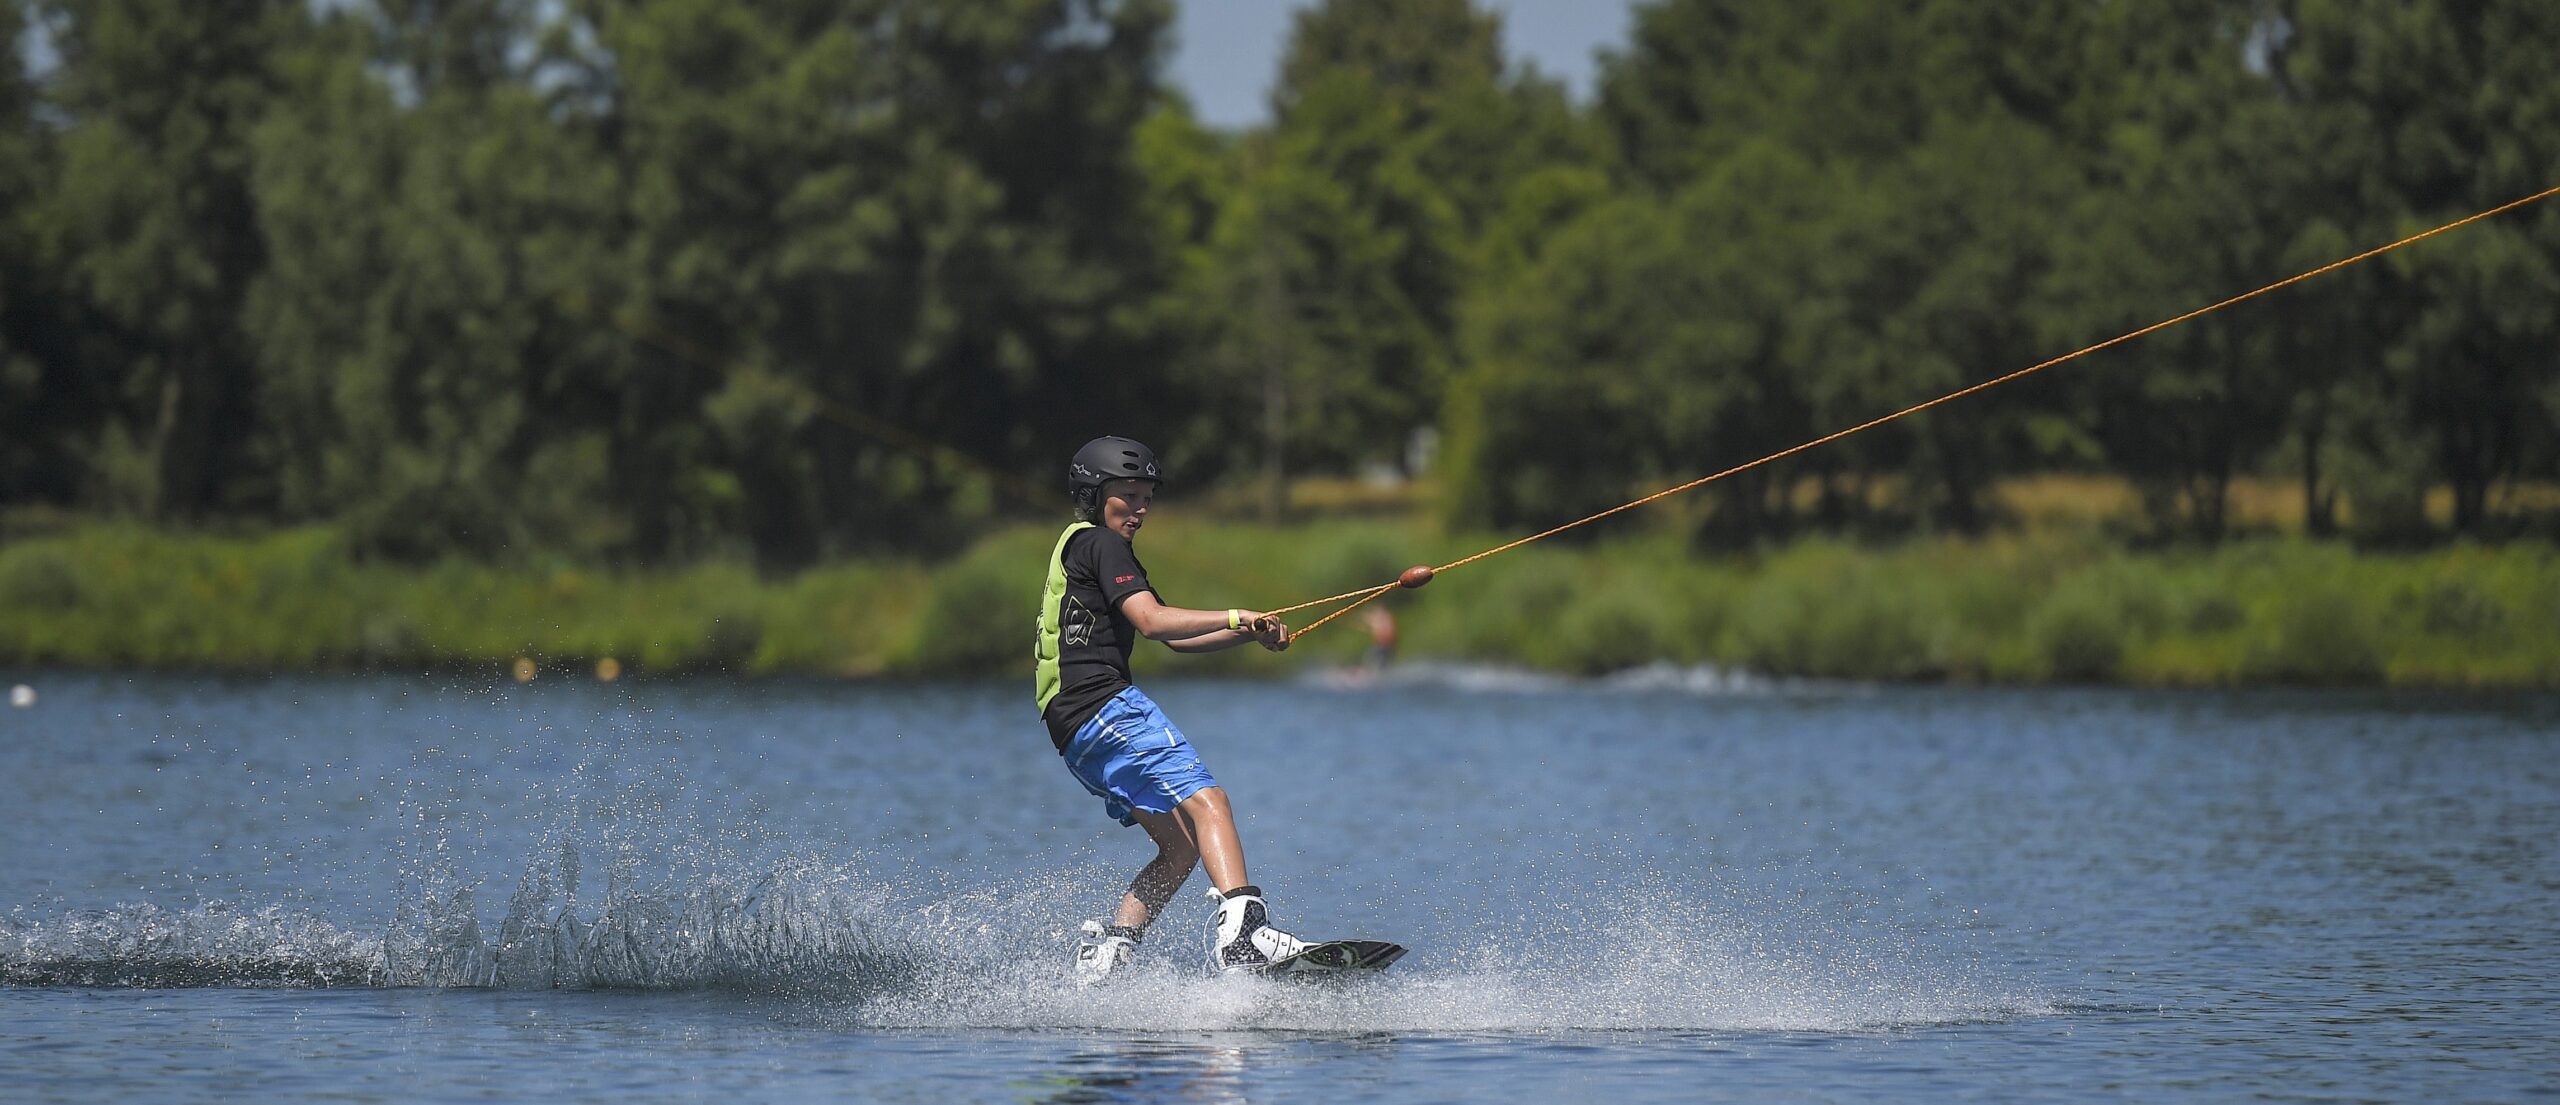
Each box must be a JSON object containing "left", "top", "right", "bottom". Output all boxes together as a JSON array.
[{"left": 1120, "top": 592, "right": 1290, "bottom": 652}]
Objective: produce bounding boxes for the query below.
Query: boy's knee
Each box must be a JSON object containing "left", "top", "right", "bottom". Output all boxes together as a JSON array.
[{"left": 1179, "top": 786, "right": 1231, "bottom": 819}]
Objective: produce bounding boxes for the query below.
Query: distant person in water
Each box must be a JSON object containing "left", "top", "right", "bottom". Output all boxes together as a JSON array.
[
  {"left": 1361, "top": 604, "right": 1398, "bottom": 676},
  {"left": 1036, "top": 436, "right": 1306, "bottom": 983}
]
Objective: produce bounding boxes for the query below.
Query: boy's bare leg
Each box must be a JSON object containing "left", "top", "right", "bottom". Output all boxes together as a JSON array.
[
  {"left": 1112, "top": 787, "right": 1249, "bottom": 929},
  {"left": 1114, "top": 808, "right": 1200, "bottom": 929},
  {"left": 1176, "top": 787, "right": 1248, "bottom": 892}
]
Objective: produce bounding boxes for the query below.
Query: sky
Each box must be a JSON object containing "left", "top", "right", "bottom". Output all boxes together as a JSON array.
[
  {"left": 1168, "top": 0, "right": 1637, "bottom": 130},
  {"left": 12, "top": 2, "right": 1635, "bottom": 130}
]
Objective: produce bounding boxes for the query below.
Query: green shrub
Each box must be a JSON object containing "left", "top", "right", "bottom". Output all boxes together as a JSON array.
[
  {"left": 1549, "top": 574, "right": 1672, "bottom": 675},
  {"left": 2, "top": 521, "right": 2554, "bottom": 689},
  {"left": 2411, "top": 577, "right": 2506, "bottom": 640},
  {"left": 0, "top": 543, "right": 84, "bottom": 611},
  {"left": 1725, "top": 547, "right": 1937, "bottom": 679},
  {"left": 2183, "top": 590, "right": 2247, "bottom": 635},
  {"left": 2242, "top": 582, "right": 2385, "bottom": 684},
  {"left": 1434, "top": 551, "right": 1579, "bottom": 662},
  {"left": 2028, "top": 582, "right": 2125, "bottom": 682},
  {"left": 900, "top": 531, "right": 1049, "bottom": 674},
  {"left": 754, "top": 563, "right": 920, "bottom": 675}
]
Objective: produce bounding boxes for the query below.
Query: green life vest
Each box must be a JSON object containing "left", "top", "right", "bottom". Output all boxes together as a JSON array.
[{"left": 1033, "top": 521, "right": 1095, "bottom": 714}]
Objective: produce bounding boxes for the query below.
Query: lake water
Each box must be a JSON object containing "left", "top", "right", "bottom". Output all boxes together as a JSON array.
[{"left": 1, "top": 668, "right": 2554, "bottom": 1103}]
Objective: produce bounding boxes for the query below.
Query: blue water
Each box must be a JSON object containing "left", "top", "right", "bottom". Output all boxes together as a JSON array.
[{"left": 2, "top": 669, "right": 2554, "bottom": 1102}]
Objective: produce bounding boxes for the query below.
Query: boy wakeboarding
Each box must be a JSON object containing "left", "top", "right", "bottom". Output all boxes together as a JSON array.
[{"left": 1037, "top": 436, "right": 1309, "bottom": 982}]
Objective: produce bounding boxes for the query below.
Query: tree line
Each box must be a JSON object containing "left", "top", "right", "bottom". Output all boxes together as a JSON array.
[{"left": 1, "top": 0, "right": 2554, "bottom": 567}]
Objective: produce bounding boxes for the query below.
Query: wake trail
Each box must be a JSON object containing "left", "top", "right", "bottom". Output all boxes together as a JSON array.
[{"left": 2, "top": 850, "right": 2054, "bottom": 1033}]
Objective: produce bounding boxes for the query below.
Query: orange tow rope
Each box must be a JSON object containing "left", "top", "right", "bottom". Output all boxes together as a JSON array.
[{"left": 1266, "top": 183, "right": 2560, "bottom": 641}]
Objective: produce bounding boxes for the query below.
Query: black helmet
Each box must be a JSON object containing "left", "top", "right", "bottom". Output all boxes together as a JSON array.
[
  {"left": 1068, "top": 436, "right": 1162, "bottom": 516},
  {"left": 1068, "top": 436, "right": 1163, "bottom": 494}
]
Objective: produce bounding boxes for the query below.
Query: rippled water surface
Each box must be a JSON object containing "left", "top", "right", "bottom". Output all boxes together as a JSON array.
[{"left": 2, "top": 670, "right": 2554, "bottom": 1102}]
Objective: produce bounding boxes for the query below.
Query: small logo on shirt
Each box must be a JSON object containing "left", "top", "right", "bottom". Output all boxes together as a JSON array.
[
  {"left": 1113, "top": 574, "right": 1136, "bottom": 585},
  {"left": 1064, "top": 597, "right": 1093, "bottom": 646}
]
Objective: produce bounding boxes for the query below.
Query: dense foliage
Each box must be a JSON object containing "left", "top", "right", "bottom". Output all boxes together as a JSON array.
[
  {"left": 2, "top": 0, "right": 2555, "bottom": 563},
  {"left": 8, "top": 518, "right": 2557, "bottom": 687}
]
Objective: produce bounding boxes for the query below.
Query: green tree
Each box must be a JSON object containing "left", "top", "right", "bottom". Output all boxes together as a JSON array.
[
  {"left": 2278, "top": 0, "right": 2560, "bottom": 536},
  {"left": 547, "top": 0, "right": 1176, "bottom": 563},
  {"left": 241, "top": 0, "right": 1176, "bottom": 564},
  {"left": 1128, "top": 95, "right": 1254, "bottom": 491},
  {"left": 0, "top": 0, "right": 83, "bottom": 507},
  {"left": 1187, "top": 0, "right": 1589, "bottom": 516},
  {"left": 41, "top": 0, "right": 306, "bottom": 519},
  {"left": 247, "top": 1, "right": 614, "bottom": 558},
  {"left": 1444, "top": 191, "right": 1686, "bottom": 533},
  {"left": 1476, "top": 0, "right": 2096, "bottom": 541},
  {"left": 2035, "top": 0, "right": 2301, "bottom": 540}
]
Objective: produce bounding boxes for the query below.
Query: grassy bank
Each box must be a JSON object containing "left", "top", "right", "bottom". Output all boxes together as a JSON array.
[{"left": 3, "top": 521, "right": 2555, "bottom": 688}]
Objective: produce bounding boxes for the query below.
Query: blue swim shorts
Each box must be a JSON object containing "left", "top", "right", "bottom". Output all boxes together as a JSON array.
[{"left": 1060, "top": 687, "right": 1220, "bottom": 827}]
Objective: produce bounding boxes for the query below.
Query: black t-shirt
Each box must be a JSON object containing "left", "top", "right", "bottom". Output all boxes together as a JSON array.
[{"left": 1042, "top": 527, "right": 1157, "bottom": 749}]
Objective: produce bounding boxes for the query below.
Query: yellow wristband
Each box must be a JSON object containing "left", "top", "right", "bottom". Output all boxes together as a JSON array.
[{"left": 1227, "top": 609, "right": 1243, "bottom": 631}]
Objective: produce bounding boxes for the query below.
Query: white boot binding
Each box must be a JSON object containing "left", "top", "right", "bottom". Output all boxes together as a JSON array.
[
  {"left": 1073, "top": 920, "right": 1141, "bottom": 985},
  {"left": 1205, "top": 885, "right": 1307, "bottom": 974}
]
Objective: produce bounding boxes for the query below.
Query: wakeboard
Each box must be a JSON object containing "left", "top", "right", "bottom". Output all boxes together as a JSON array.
[{"left": 1255, "top": 939, "right": 1406, "bottom": 975}]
